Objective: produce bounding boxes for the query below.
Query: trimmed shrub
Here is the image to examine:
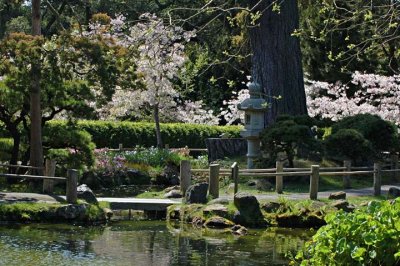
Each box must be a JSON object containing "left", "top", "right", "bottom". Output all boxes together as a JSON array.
[
  {"left": 325, "top": 129, "right": 374, "bottom": 163},
  {"left": 260, "top": 116, "right": 321, "bottom": 167},
  {"left": 332, "top": 114, "right": 398, "bottom": 152},
  {"left": 45, "top": 120, "right": 241, "bottom": 148},
  {"left": 43, "top": 125, "right": 96, "bottom": 172}
]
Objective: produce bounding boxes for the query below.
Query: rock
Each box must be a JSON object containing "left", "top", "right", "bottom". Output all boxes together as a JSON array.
[
  {"left": 387, "top": 187, "right": 400, "bottom": 199},
  {"left": 231, "top": 225, "right": 248, "bottom": 236},
  {"left": 103, "top": 208, "right": 113, "bottom": 219},
  {"left": 164, "top": 190, "right": 182, "bottom": 199},
  {"left": 204, "top": 216, "right": 234, "bottom": 228},
  {"left": 247, "top": 180, "right": 257, "bottom": 187},
  {"left": 77, "top": 184, "right": 98, "bottom": 204},
  {"left": 126, "top": 169, "right": 151, "bottom": 185},
  {"left": 154, "top": 163, "right": 180, "bottom": 186},
  {"left": 261, "top": 201, "right": 282, "bottom": 213},
  {"left": 276, "top": 210, "right": 326, "bottom": 228},
  {"left": 203, "top": 204, "right": 228, "bottom": 217},
  {"left": 233, "top": 192, "right": 266, "bottom": 227},
  {"left": 329, "top": 191, "right": 346, "bottom": 200},
  {"left": 255, "top": 179, "right": 272, "bottom": 191},
  {"left": 185, "top": 182, "right": 209, "bottom": 204},
  {"left": 208, "top": 198, "right": 229, "bottom": 205},
  {"left": 80, "top": 171, "right": 100, "bottom": 189},
  {"left": 332, "top": 200, "right": 355, "bottom": 212},
  {"left": 57, "top": 204, "right": 88, "bottom": 220}
]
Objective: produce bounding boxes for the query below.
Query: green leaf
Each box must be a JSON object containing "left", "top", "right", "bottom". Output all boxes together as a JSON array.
[{"left": 351, "top": 247, "right": 366, "bottom": 261}]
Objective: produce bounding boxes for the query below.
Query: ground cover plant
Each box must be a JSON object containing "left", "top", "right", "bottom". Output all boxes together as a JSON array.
[{"left": 296, "top": 198, "right": 400, "bottom": 265}]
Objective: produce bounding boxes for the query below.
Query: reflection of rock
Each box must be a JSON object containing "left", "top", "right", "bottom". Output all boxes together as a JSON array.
[
  {"left": 328, "top": 191, "right": 346, "bottom": 200},
  {"left": 77, "top": 184, "right": 98, "bottom": 204},
  {"left": 167, "top": 205, "right": 181, "bottom": 220},
  {"left": 233, "top": 192, "right": 266, "bottom": 227},
  {"left": 203, "top": 204, "right": 228, "bottom": 217},
  {"left": 204, "top": 216, "right": 234, "bottom": 228},
  {"left": 388, "top": 187, "right": 400, "bottom": 199},
  {"left": 57, "top": 204, "right": 89, "bottom": 220},
  {"left": 185, "top": 183, "right": 209, "bottom": 204},
  {"left": 231, "top": 225, "right": 248, "bottom": 235},
  {"left": 331, "top": 200, "right": 355, "bottom": 212}
]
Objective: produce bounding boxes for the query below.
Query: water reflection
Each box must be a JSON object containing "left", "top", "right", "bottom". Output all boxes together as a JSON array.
[{"left": 0, "top": 222, "right": 313, "bottom": 266}]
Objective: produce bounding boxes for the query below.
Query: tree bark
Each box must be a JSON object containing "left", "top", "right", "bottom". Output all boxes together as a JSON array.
[
  {"left": 153, "top": 104, "right": 163, "bottom": 148},
  {"left": 249, "top": 0, "right": 307, "bottom": 125},
  {"left": 30, "top": 0, "right": 44, "bottom": 175}
]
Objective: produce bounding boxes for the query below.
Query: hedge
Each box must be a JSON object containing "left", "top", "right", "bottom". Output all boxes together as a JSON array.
[{"left": 45, "top": 120, "right": 242, "bottom": 149}]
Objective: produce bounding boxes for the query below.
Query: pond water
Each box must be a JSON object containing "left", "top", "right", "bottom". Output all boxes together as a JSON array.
[{"left": 0, "top": 222, "right": 313, "bottom": 266}]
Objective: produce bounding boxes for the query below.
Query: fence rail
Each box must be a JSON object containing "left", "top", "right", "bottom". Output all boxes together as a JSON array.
[
  {"left": 181, "top": 155, "right": 400, "bottom": 200},
  {"left": 0, "top": 159, "right": 78, "bottom": 204},
  {"left": 107, "top": 144, "right": 207, "bottom": 153}
]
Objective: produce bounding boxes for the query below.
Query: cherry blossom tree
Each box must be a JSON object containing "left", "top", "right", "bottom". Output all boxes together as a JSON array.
[{"left": 306, "top": 72, "right": 400, "bottom": 125}]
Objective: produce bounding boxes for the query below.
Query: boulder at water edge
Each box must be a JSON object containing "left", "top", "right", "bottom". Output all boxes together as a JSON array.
[
  {"left": 388, "top": 187, "right": 400, "bottom": 199},
  {"left": 233, "top": 192, "right": 267, "bottom": 227},
  {"left": 77, "top": 184, "right": 98, "bottom": 204},
  {"left": 185, "top": 182, "right": 209, "bottom": 204}
]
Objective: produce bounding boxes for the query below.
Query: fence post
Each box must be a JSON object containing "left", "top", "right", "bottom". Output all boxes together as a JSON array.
[
  {"left": 66, "top": 169, "right": 78, "bottom": 204},
  {"left": 276, "top": 161, "right": 283, "bottom": 194},
  {"left": 309, "top": 165, "right": 320, "bottom": 200},
  {"left": 43, "top": 159, "right": 56, "bottom": 194},
  {"left": 373, "top": 162, "right": 382, "bottom": 196},
  {"left": 391, "top": 154, "right": 399, "bottom": 181},
  {"left": 118, "top": 143, "right": 123, "bottom": 151},
  {"left": 180, "top": 160, "right": 191, "bottom": 197},
  {"left": 231, "top": 162, "right": 239, "bottom": 194},
  {"left": 343, "top": 160, "right": 351, "bottom": 189},
  {"left": 209, "top": 164, "right": 220, "bottom": 198}
]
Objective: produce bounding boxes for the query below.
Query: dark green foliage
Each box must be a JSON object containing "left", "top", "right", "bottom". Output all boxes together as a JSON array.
[
  {"left": 332, "top": 114, "right": 398, "bottom": 152},
  {"left": 325, "top": 129, "right": 374, "bottom": 163},
  {"left": 260, "top": 116, "right": 321, "bottom": 167},
  {"left": 296, "top": 199, "right": 400, "bottom": 265},
  {"left": 45, "top": 120, "right": 241, "bottom": 149},
  {"left": 0, "top": 138, "right": 12, "bottom": 161},
  {"left": 43, "top": 125, "right": 96, "bottom": 171}
]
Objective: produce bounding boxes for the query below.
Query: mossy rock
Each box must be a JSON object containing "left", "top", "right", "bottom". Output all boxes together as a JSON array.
[{"left": 204, "top": 216, "right": 235, "bottom": 228}]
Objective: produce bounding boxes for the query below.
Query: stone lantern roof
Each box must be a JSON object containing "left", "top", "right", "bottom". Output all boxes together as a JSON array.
[{"left": 237, "top": 82, "right": 268, "bottom": 111}]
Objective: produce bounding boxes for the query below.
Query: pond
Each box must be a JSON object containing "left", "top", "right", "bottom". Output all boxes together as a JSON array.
[{"left": 0, "top": 222, "right": 313, "bottom": 266}]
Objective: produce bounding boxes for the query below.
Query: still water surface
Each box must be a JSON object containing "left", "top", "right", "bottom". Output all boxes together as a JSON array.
[{"left": 0, "top": 222, "right": 313, "bottom": 266}]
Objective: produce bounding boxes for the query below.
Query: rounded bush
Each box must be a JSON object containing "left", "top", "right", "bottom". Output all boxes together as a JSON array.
[
  {"left": 332, "top": 114, "right": 398, "bottom": 152},
  {"left": 325, "top": 129, "right": 374, "bottom": 162}
]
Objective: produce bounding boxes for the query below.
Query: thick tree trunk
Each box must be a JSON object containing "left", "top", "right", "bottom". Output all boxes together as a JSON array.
[
  {"left": 249, "top": 0, "right": 307, "bottom": 125},
  {"left": 30, "top": 0, "right": 44, "bottom": 175},
  {"left": 153, "top": 104, "right": 163, "bottom": 148}
]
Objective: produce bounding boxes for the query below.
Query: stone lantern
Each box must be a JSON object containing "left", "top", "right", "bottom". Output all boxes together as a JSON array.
[{"left": 237, "top": 82, "right": 267, "bottom": 168}]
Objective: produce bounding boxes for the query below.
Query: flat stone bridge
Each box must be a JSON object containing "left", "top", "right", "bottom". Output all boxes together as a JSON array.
[{"left": 98, "top": 197, "right": 181, "bottom": 211}]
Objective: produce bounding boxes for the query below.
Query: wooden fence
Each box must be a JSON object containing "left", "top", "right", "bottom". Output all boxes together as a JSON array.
[
  {"left": 0, "top": 159, "right": 78, "bottom": 204},
  {"left": 180, "top": 154, "right": 400, "bottom": 200}
]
